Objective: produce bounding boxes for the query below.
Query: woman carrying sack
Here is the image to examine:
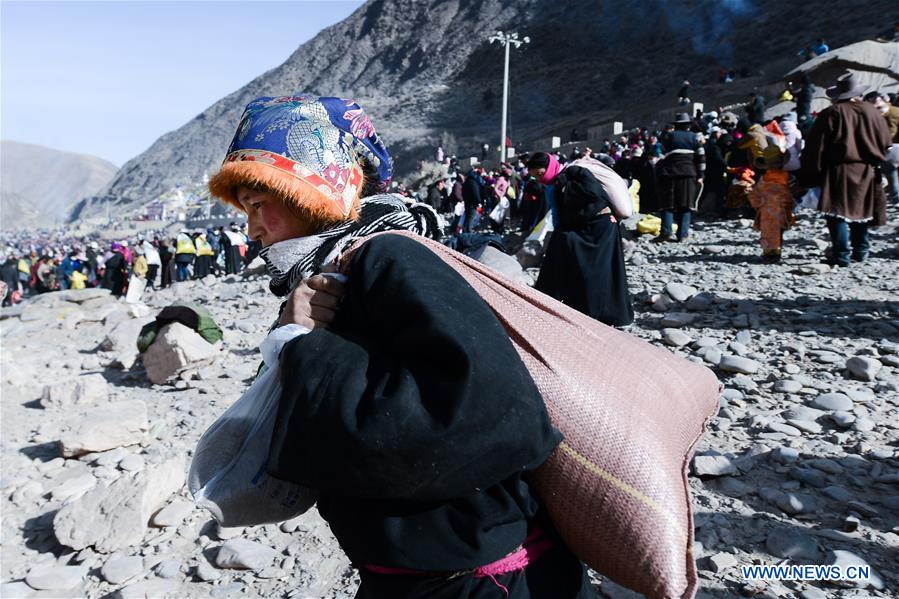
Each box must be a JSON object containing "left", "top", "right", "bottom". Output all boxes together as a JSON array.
[
  {"left": 206, "top": 95, "right": 591, "bottom": 599},
  {"left": 527, "top": 152, "right": 634, "bottom": 327}
]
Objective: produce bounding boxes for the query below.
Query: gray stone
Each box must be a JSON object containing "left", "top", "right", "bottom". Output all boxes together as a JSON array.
[
  {"left": 661, "top": 328, "right": 692, "bottom": 347},
  {"left": 729, "top": 374, "right": 758, "bottom": 390},
  {"left": 50, "top": 472, "right": 97, "bottom": 503},
  {"left": 782, "top": 405, "right": 825, "bottom": 421},
  {"left": 470, "top": 246, "right": 534, "bottom": 287},
  {"left": 101, "top": 556, "right": 145, "bottom": 584},
  {"left": 651, "top": 295, "right": 675, "bottom": 312},
  {"left": 692, "top": 336, "right": 720, "bottom": 349},
  {"left": 811, "top": 350, "right": 842, "bottom": 364},
  {"left": 54, "top": 456, "right": 185, "bottom": 553},
  {"left": 852, "top": 418, "right": 875, "bottom": 432},
  {"left": 766, "top": 529, "right": 820, "bottom": 560},
  {"left": 844, "top": 388, "right": 874, "bottom": 403},
  {"left": 822, "top": 486, "right": 853, "bottom": 502},
  {"left": 57, "top": 400, "right": 148, "bottom": 457},
  {"left": 685, "top": 292, "right": 714, "bottom": 311},
  {"left": 735, "top": 330, "right": 752, "bottom": 345},
  {"left": 716, "top": 477, "right": 751, "bottom": 498},
  {"left": 151, "top": 499, "right": 194, "bottom": 527},
  {"left": 692, "top": 455, "right": 736, "bottom": 478},
  {"left": 721, "top": 388, "right": 744, "bottom": 401},
  {"left": 845, "top": 356, "right": 882, "bottom": 381},
  {"left": 731, "top": 314, "right": 750, "bottom": 328},
  {"left": 699, "top": 347, "right": 722, "bottom": 366},
  {"left": 831, "top": 411, "right": 856, "bottom": 428},
  {"left": 215, "top": 524, "right": 245, "bottom": 540},
  {"left": 807, "top": 458, "right": 843, "bottom": 474},
  {"left": 789, "top": 467, "right": 826, "bottom": 488},
  {"left": 767, "top": 422, "right": 801, "bottom": 436},
  {"left": 665, "top": 282, "right": 697, "bottom": 302},
  {"left": 772, "top": 447, "right": 800, "bottom": 463},
  {"left": 196, "top": 561, "right": 221, "bottom": 582},
  {"left": 783, "top": 363, "right": 801, "bottom": 374},
  {"left": 719, "top": 355, "right": 762, "bottom": 374},
  {"left": 25, "top": 565, "right": 87, "bottom": 590},
  {"left": 811, "top": 393, "right": 853, "bottom": 411},
  {"left": 828, "top": 550, "right": 884, "bottom": 590},
  {"left": 660, "top": 312, "right": 695, "bottom": 328},
  {"left": 707, "top": 552, "right": 737, "bottom": 573},
  {"left": 842, "top": 515, "right": 861, "bottom": 532},
  {"left": 786, "top": 419, "right": 823, "bottom": 434},
  {"left": 143, "top": 322, "right": 218, "bottom": 385},
  {"left": 799, "top": 588, "right": 828, "bottom": 599},
  {"left": 102, "top": 317, "right": 153, "bottom": 368},
  {"left": 41, "top": 380, "right": 77, "bottom": 408},
  {"left": 728, "top": 341, "right": 749, "bottom": 356},
  {"left": 214, "top": 539, "right": 280, "bottom": 570},
  {"left": 119, "top": 454, "right": 145, "bottom": 472},
  {"left": 846, "top": 501, "right": 878, "bottom": 518},
  {"left": 154, "top": 559, "right": 182, "bottom": 579},
  {"left": 776, "top": 492, "right": 812, "bottom": 514},
  {"left": 773, "top": 380, "right": 803, "bottom": 393}
]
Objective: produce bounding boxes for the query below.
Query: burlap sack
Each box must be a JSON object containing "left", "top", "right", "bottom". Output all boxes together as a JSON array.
[{"left": 342, "top": 231, "right": 720, "bottom": 599}]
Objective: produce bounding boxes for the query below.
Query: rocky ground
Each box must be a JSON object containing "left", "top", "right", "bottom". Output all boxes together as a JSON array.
[{"left": 1, "top": 207, "right": 897, "bottom": 599}]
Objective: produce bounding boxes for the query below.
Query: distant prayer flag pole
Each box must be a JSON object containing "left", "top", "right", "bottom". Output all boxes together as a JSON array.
[{"left": 488, "top": 30, "right": 529, "bottom": 164}]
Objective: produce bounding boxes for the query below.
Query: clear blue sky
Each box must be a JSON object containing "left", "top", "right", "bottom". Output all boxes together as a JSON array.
[{"left": 1, "top": 0, "right": 364, "bottom": 166}]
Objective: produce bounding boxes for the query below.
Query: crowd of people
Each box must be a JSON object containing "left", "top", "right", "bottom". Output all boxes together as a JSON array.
[
  {"left": 0, "top": 223, "right": 262, "bottom": 306},
  {"left": 3, "top": 71, "right": 897, "bottom": 317}
]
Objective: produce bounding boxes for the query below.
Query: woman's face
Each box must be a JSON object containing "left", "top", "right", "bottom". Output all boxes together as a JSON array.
[
  {"left": 528, "top": 167, "right": 546, "bottom": 180},
  {"left": 236, "top": 186, "right": 315, "bottom": 246}
]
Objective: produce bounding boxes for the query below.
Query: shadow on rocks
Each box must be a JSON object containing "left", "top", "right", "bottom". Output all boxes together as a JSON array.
[
  {"left": 22, "top": 509, "right": 64, "bottom": 555},
  {"left": 638, "top": 296, "right": 899, "bottom": 341},
  {"left": 20, "top": 441, "right": 61, "bottom": 462}
]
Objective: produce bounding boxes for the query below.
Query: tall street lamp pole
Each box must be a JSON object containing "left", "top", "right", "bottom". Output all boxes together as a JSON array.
[{"left": 488, "top": 30, "right": 529, "bottom": 163}]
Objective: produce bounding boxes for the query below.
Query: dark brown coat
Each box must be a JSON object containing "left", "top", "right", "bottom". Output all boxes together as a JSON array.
[{"left": 799, "top": 100, "right": 891, "bottom": 224}]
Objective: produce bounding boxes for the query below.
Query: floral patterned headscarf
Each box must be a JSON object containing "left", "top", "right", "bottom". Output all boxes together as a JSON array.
[{"left": 210, "top": 95, "right": 393, "bottom": 219}]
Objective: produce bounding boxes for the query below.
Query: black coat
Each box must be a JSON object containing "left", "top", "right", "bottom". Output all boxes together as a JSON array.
[
  {"left": 535, "top": 166, "right": 634, "bottom": 326},
  {"left": 101, "top": 252, "right": 127, "bottom": 296},
  {"left": 268, "top": 234, "right": 562, "bottom": 573},
  {"left": 462, "top": 175, "right": 483, "bottom": 209}
]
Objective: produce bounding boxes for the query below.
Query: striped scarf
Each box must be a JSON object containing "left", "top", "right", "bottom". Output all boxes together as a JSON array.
[{"left": 260, "top": 194, "right": 440, "bottom": 297}]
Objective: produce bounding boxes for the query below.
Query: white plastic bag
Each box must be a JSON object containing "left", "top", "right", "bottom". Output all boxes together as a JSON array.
[
  {"left": 188, "top": 323, "right": 317, "bottom": 526},
  {"left": 125, "top": 275, "right": 145, "bottom": 304}
]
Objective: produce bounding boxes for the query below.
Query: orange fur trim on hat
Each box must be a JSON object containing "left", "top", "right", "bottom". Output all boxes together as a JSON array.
[{"left": 208, "top": 161, "right": 360, "bottom": 224}]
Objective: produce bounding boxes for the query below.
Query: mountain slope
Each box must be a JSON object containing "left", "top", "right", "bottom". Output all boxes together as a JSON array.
[
  {"left": 1, "top": 140, "right": 117, "bottom": 229},
  {"left": 82, "top": 0, "right": 894, "bottom": 220}
]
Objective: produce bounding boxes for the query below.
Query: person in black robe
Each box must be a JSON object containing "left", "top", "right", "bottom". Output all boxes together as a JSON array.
[
  {"left": 462, "top": 169, "right": 483, "bottom": 232},
  {"left": 159, "top": 240, "right": 174, "bottom": 288},
  {"left": 101, "top": 248, "right": 128, "bottom": 297},
  {"left": 632, "top": 149, "right": 659, "bottom": 214},
  {"left": 528, "top": 153, "right": 634, "bottom": 327},
  {"left": 270, "top": 235, "right": 591, "bottom": 599}
]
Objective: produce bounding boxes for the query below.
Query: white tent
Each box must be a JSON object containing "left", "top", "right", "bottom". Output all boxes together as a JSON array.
[{"left": 785, "top": 40, "right": 899, "bottom": 96}]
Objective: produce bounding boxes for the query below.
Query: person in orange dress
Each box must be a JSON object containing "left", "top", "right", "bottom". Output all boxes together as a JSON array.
[{"left": 748, "top": 146, "right": 796, "bottom": 262}]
